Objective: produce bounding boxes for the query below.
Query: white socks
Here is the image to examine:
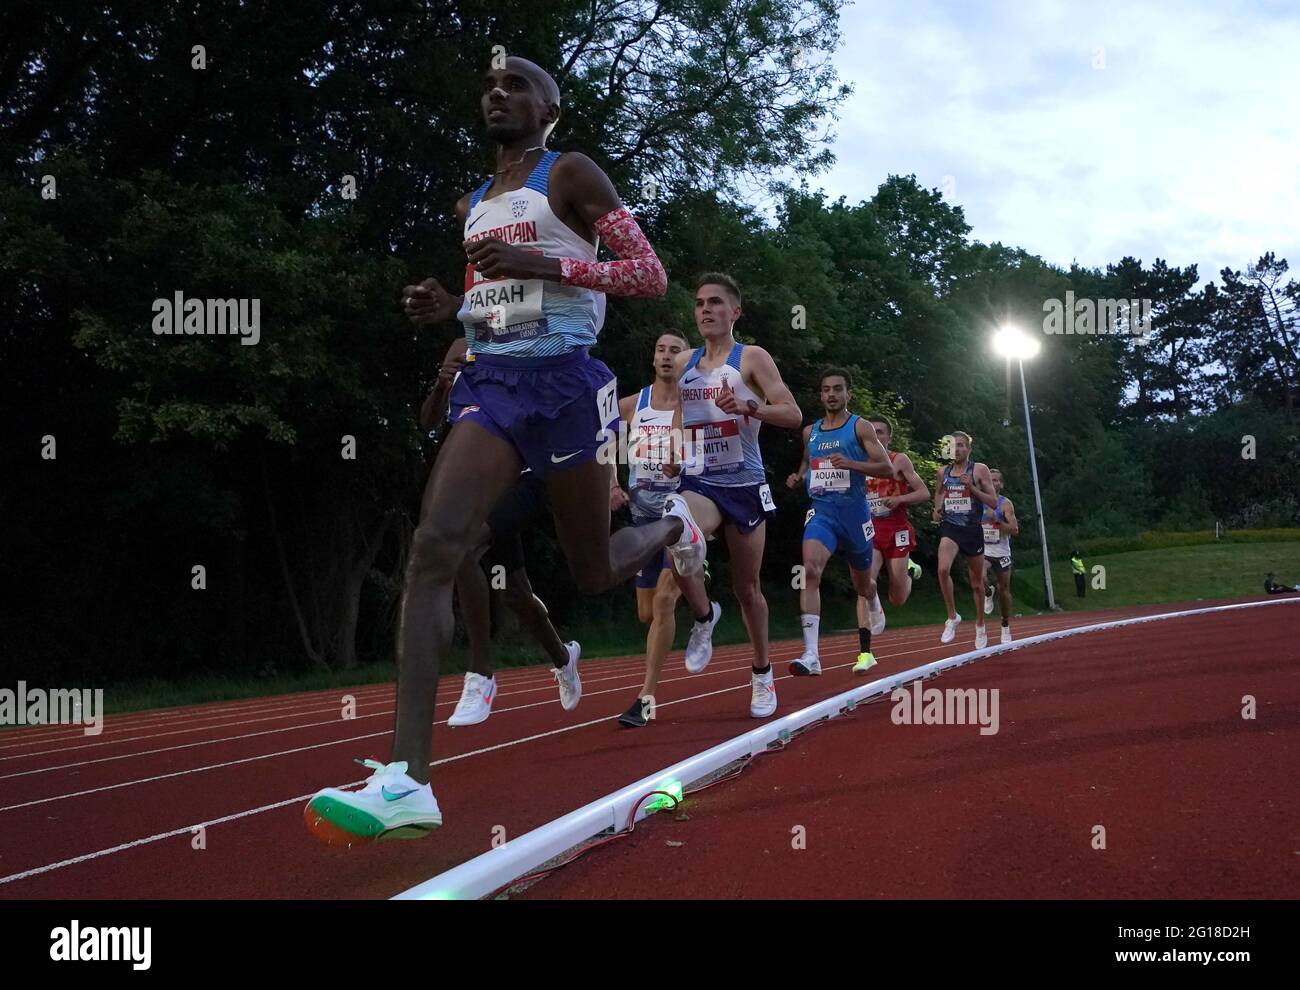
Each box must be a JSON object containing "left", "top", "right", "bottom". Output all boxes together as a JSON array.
[{"left": 800, "top": 612, "right": 820, "bottom": 654}]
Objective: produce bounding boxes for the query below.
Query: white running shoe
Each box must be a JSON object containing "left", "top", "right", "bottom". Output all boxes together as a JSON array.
[
  {"left": 662, "top": 493, "right": 706, "bottom": 576},
  {"left": 941, "top": 613, "right": 962, "bottom": 643},
  {"left": 684, "top": 602, "right": 721, "bottom": 673},
  {"left": 447, "top": 672, "right": 497, "bottom": 727},
  {"left": 868, "top": 594, "right": 886, "bottom": 636},
  {"left": 304, "top": 759, "right": 442, "bottom": 847},
  {"left": 975, "top": 623, "right": 988, "bottom": 650},
  {"left": 552, "top": 641, "right": 582, "bottom": 710},
  {"left": 789, "top": 652, "right": 822, "bottom": 676},
  {"left": 750, "top": 669, "right": 777, "bottom": 718},
  {"left": 984, "top": 586, "right": 994, "bottom": 615},
  {"left": 1000, "top": 625, "right": 1013, "bottom": 645}
]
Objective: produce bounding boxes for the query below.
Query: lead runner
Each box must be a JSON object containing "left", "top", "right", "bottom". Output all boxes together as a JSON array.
[{"left": 305, "top": 57, "right": 694, "bottom": 845}]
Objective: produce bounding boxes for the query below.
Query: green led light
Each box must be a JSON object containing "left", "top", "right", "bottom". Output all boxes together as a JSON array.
[{"left": 643, "top": 780, "right": 684, "bottom": 813}]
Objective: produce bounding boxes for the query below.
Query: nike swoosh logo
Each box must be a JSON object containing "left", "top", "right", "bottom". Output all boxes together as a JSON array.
[
  {"left": 382, "top": 786, "right": 418, "bottom": 802},
  {"left": 746, "top": 517, "right": 759, "bottom": 526},
  {"left": 550, "top": 451, "right": 581, "bottom": 463},
  {"left": 466, "top": 211, "right": 488, "bottom": 233}
]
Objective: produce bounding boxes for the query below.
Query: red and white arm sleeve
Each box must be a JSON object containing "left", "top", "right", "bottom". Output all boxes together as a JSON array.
[{"left": 559, "top": 207, "right": 668, "bottom": 298}]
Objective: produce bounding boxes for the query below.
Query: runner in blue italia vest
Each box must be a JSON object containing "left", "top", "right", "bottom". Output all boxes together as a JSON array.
[
  {"left": 980, "top": 468, "right": 1020, "bottom": 644},
  {"left": 784, "top": 369, "right": 895, "bottom": 678},
  {"left": 660, "top": 273, "right": 804, "bottom": 720},
  {"left": 307, "top": 56, "right": 688, "bottom": 848},
  {"left": 931, "top": 431, "right": 1000, "bottom": 649}
]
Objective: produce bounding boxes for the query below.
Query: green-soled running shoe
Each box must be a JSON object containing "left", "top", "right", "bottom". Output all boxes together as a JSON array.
[
  {"left": 852, "top": 652, "right": 878, "bottom": 675},
  {"left": 907, "top": 559, "right": 923, "bottom": 580}
]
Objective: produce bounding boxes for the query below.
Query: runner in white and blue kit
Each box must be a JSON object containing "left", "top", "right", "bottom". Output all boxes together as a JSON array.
[
  {"left": 609, "top": 332, "right": 689, "bottom": 727},
  {"left": 784, "top": 369, "right": 894, "bottom": 677},
  {"left": 306, "top": 56, "right": 696, "bottom": 847},
  {"left": 981, "top": 468, "right": 1020, "bottom": 644},
  {"left": 931, "top": 430, "right": 999, "bottom": 649},
  {"left": 658, "top": 273, "right": 804, "bottom": 719}
]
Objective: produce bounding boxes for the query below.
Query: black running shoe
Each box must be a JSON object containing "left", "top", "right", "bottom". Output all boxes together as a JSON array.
[{"left": 618, "top": 696, "right": 650, "bottom": 728}]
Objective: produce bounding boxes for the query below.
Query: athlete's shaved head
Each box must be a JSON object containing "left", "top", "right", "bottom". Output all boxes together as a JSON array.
[{"left": 481, "top": 56, "right": 562, "bottom": 143}]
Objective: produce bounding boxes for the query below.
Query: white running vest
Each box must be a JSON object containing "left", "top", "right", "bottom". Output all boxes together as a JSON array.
[
  {"left": 627, "top": 385, "right": 678, "bottom": 519},
  {"left": 456, "top": 151, "right": 606, "bottom": 357},
  {"left": 679, "top": 343, "right": 765, "bottom": 487}
]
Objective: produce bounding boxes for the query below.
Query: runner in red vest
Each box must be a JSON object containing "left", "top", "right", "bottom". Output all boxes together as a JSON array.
[{"left": 861, "top": 416, "right": 929, "bottom": 635}]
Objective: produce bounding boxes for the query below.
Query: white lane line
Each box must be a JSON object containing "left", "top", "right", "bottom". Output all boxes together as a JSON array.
[
  {"left": 0, "top": 603, "right": 1199, "bottom": 888},
  {"left": 0, "top": 616, "right": 1047, "bottom": 758},
  {"left": 0, "top": 613, "right": 1089, "bottom": 780}
]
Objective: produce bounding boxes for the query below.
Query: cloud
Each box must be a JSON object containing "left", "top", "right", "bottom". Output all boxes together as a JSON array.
[{"left": 810, "top": 0, "right": 1300, "bottom": 283}]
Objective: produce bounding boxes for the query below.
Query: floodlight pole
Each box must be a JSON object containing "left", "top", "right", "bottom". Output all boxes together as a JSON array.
[{"left": 1017, "top": 357, "right": 1057, "bottom": 610}]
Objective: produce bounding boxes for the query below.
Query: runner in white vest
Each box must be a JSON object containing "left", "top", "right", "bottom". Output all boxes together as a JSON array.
[
  {"left": 981, "top": 468, "right": 1020, "bottom": 644},
  {"left": 306, "top": 56, "right": 690, "bottom": 847},
  {"left": 659, "top": 273, "right": 803, "bottom": 719},
  {"left": 609, "top": 331, "right": 689, "bottom": 727}
]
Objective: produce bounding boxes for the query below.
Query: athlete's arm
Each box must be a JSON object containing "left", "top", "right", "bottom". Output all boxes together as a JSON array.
[
  {"left": 999, "top": 496, "right": 1020, "bottom": 537},
  {"left": 932, "top": 468, "right": 945, "bottom": 522},
  {"left": 854, "top": 418, "right": 895, "bottom": 478},
  {"left": 608, "top": 393, "right": 638, "bottom": 509},
  {"left": 405, "top": 195, "right": 470, "bottom": 327},
  {"left": 786, "top": 425, "right": 813, "bottom": 489},
  {"left": 728, "top": 346, "right": 802, "bottom": 429},
  {"left": 419, "top": 337, "right": 469, "bottom": 431},
  {"left": 464, "top": 154, "right": 667, "bottom": 297},
  {"left": 662, "top": 350, "right": 691, "bottom": 478},
  {"left": 883, "top": 452, "right": 931, "bottom": 508},
  {"left": 970, "top": 463, "right": 999, "bottom": 508}
]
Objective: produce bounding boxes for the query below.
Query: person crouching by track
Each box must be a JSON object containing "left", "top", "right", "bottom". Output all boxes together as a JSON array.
[
  {"left": 980, "top": 468, "right": 1020, "bottom": 644},
  {"left": 932, "top": 431, "right": 999, "bottom": 648},
  {"left": 861, "top": 416, "right": 929, "bottom": 636},
  {"left": 609, "top": 331, "right": 689, "bottom": 727},
  {"left": 785, "top": 369, "right": 895, "bottom": 677},
  {"left": 661, "top": 272, "right": 803, "bottom": 719}
]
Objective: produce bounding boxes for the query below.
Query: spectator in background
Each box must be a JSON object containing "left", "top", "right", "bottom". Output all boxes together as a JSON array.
[{"left": 1071, "top": 550, "right": 1086, "bottom": 598}]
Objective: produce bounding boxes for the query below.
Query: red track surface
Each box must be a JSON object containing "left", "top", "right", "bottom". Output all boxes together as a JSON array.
[{"left": 0, "top": 597, "right": 1294, "bottom": 899}]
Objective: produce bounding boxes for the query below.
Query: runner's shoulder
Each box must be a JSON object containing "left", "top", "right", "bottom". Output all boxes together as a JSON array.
[{"left": 548, "top": 151, "right": 615, "bottom": 193}]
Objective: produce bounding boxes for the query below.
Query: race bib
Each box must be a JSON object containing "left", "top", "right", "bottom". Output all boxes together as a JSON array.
[
  {"left": 595, "top": 377, "right": 618, "bottom": 426},
  {"left": 861, "top": 520, "right": 875, "bottom": 542},
  {"left": 691, "top": 419, "right": 744, "bottom": 471},
  {"left": 631, "top": 425, "right": 675, "bottom": 489},
  {"left": 982, "top": 524, "right": 1002, "bottom": 546},
  {"left": 944, "top": 496, "right": 972, "bottom": 515},
  {"left": 809, "top": 457, "right": 850, "bottom": 495},
  {"left": 804, "top": 507, "right": 816, "bottom": 526},
  {"left": 894, "top": 528, "right": 911, "bottom": 548},
  {"left": 461, "top": 257, "right": 548, "bottom": 343},
  {"left": 758, "top": 483, "right": 775, "bottom": 512},
  {"left": 868, "top": 493, "right": 893, "bottom": 518}
]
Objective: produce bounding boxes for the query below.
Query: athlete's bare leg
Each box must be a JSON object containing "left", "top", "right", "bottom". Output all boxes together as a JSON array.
[
  {"left": 996, "top": 569, "right": 1013, "bottom": 620},
  {"left": 454, "top": 548, "right": 494, "bottom": 677},
  {"left": 392, "top": 422, "right": 522, "bottom": 784},
  {"left": 967, "top": 555, "right": 988, "bottom": 628},
  {"left": 886, "top": 555, "right": 913, "bottom": 606},
  {"left": 545, "top": 459, "right": 683, "bottom": 593},
  {"left": 724, "top": 521, "right": 769, "bottom": 669},
  {"left": 636, "top": 568, "right": 680, "bottom": 697},
  {"left": 503, "top": 567, "right": 568, "bottom": 666},
  {"left": 937, "top": 537, "right": 961, "bottom": 620},
  {"left": 799, "top": 539, "right": 834, "bottom": 616},
  {"left": 672, "top": 490, "right": 723, "bottom": 618}
]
